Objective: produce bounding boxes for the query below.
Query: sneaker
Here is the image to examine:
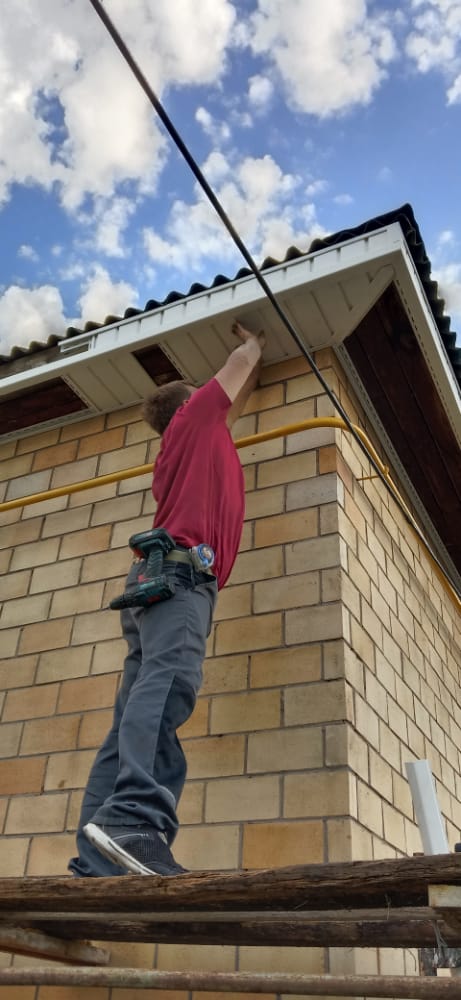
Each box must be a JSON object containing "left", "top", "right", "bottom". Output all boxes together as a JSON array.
[{"left": 83, "top": 822, "right": 187, "bottom": 876}]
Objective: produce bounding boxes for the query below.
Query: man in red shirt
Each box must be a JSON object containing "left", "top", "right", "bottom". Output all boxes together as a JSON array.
[{"left": 69, "top": 321, "right": 264, "bottom": 877}]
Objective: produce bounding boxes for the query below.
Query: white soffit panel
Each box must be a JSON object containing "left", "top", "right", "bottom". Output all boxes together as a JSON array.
[
  {"left": 0, "top": 222, "right": 406, "bottom": 399},
  {"left": 164, "top": 264, "right": 396, "bottom": 386},
  {"left": 1, "top": 221, "right": 459, "bottom": 447},
  {"left": 64, "top": 353, "right": 156, "bottom": 409}
]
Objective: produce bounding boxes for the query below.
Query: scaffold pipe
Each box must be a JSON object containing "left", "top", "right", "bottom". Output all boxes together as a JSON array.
[{"left": 0, "top": 966, "right": 458, "bottom": 997}]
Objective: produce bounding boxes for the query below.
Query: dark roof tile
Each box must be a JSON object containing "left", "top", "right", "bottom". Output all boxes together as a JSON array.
[{"left": 1, "top": 203, "right": 459, "bottom": 391}]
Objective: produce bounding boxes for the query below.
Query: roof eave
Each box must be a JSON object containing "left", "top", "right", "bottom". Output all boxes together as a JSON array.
[{"left": 0, "top": 220, "right": 459, "bottom": 444}]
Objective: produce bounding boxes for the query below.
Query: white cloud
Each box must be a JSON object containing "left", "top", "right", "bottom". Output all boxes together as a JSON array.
[
  {"left": 448, "top": 73, "right": 461, "bottom": 103},
  {"left": 377, "top": 165, "right": 393, "bottom": 182},
  {"left": 82, "top": 196, "right": 138, "bottom": 258},
  {"left": 60, "top": 261, "right": 86, "bottom": 283},
  {"left": 229, "top": 109, "right": 253, "bottom": 129},
  {"left": 0, "top": 266, "right": 139, "bottom": 355},
  {"left": 78, "top": 265, "right": 138, "bottom": 322},
  {"left": 305, "top": 179, "right": 328, "bottom": 197},
  {"left": 0, "top": 284, "right": 67, "bottom": 355},
  {"left": 247, "top": 0, "right": 396, "bottom": 117},
  {"left": 334, "top": 193, "right": 354, "bottom": 205},
  {"left": 18, "top": 244, "right": 39, "bottom": 262},
  {"left": 437, "top": 229, "right": 456, "bottom": 247},
  {"left": 202, "top": 150, "right": 232, "bottom": 186},
  {"left": 432, "top": 227, "right": 461, "bottom": 332},
  {"left": 143, "top": 151, "right": 323, "bottom": 271},
  {"left": 0, "top": 0, "right": 236, "bottom": 212},
  {"left": 405, "top": 1, "right": 461, "bottom": 102},
  {"left": 195, "top": 107, "right": 231, "bottom": 144},
  {"left": 434, "top": 262, "right": 461, "bottom": 325},
  {"left": 196, "top": 107, "right": 214, "bottom": 132},
  {"left": 248, "top": 74, "right": 274, "bottom": 110},
  {"left": 405, "top": 9, "right": 458, "bottom": 72}
]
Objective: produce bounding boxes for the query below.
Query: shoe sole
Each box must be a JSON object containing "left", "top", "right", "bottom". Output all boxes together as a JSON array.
[{"left": 83, "top": 822, "right": 161, "bottom": 876}]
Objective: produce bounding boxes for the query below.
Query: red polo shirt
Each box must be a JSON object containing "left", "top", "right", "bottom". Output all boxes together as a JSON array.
[{"left": 152, "top": 378, "right": 244, "bottom": 589}]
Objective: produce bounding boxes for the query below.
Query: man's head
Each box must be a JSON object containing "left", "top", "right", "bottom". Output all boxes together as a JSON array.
[{"left": 142, "top": 381, "right": 195, "bottom": 436}]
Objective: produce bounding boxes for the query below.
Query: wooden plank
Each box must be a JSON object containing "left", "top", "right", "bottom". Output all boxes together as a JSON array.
[
  {"left": 429, "top": 886, "right": 461, "bottom": 908},
  {"left": 1, "top": 906, "right": 438, "bottom": 924},
  {"left": 346, "top": 310, "right": 441, "bottom": 509},
  {"left": 0, "top": 378, "right": 88, "bottom": 433},
  {"left": 3, "top": 914, "right": 459, "bottom": 949},
  {"left": 1, "top": 856, "right": 461, "bottom": 914},
  {"left": 345, "top": 284, "right": 461, "bottom": 568},
  {"left": 1, "top": 907, "right": 461, "bottom": 948},
  {"left": 363, "top": 285, "right": 461, "bottom": 500},
  {"left": 0, "top": 923, "right": 109, "bottom": 965},
  {"left": 428, "top": 885, "right": 461, "bottom": 940},
  {"left": 0, "top": 966, "right": 460, "bottom": 997}
]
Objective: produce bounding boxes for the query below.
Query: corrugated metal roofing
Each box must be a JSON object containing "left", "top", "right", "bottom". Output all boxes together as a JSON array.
[{"left": 2, "top": 203, "right": 460, "bottom": 390}]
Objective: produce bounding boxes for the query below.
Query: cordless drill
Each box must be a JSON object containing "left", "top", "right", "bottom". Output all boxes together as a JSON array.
[{"left": 110, "top": 528, "right": 176, "bottom": 610}]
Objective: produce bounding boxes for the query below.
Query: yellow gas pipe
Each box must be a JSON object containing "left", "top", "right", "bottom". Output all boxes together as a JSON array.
[{"left": 0, "top": 417, "right": 459, "bottom": 613}]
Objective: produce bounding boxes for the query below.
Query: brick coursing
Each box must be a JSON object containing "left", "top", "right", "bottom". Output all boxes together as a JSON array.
[{"left": 0, "top": 348, "right": 460, "bottom": 995}]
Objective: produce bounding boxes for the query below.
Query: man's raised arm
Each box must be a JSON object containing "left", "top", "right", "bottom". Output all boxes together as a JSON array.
[{"left": 215, "top": 321, "right": 265, "bottom": 428}]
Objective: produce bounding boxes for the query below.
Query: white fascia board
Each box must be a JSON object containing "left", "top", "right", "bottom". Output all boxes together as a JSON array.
[
  {"left": 1, "top": 220, "right": 459, "bottom": 442},
  {"left": 391, "top": 238, "right": 461, "bottom": 444},
  {"left": 0, "top": 222, "right": 405, "bottom": 396}
]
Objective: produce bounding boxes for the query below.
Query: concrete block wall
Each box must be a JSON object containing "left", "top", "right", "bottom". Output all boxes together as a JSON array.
[
  {"left": 325, "top": 357, "right": 461, "bottom": 982},
  {"left": 0, "top": 347, "right": 460, "bottom": 998}
]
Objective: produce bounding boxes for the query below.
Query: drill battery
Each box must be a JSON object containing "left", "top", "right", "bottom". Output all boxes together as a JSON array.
[{"left": 110, "top": 528, "right": 176, "bottom": 610}]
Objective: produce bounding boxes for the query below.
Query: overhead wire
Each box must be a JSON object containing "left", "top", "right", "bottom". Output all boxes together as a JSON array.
[{"left": 86, "top": 0, "right": 461, "bottom": 603}]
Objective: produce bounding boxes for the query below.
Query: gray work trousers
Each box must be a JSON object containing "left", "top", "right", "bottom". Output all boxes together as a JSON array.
[{"left": 69, "top": 560, "right": 217, "bottom": 877}]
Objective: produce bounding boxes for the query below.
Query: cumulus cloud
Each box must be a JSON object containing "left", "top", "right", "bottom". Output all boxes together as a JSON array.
[
  {"left": 80, "top": 195, "right": 138, "bottom": 258},
  {"left": 248, "top": 74, "right": 274, "bottom": 110},
  {"left": 433, "top": 262, "right": 461, "bottom": 330},
  {"left": 77, "top": 265, "right": 138, "bottom": 321},
  {"left": 143, "top": 151, "right": 323, "bottom": 271},
  {"left": 229, "top": 108, "right": 253, "bottom": 129},
  {"left": 437, "top": 229, "right": 456, "bottom": 247},
  {"left": 0, "top": 266, "right": 139, "bottom": 355},
  {"left": 0, "top": 0, "right": 236, "bottom": 211},
  {"left": 203, "top": 151, "right": 234, "bottom": 186},
  {"left": 195, "top": 107, "right": 231, "bottom": 144},
  {"left": 447, "top": 73, "right": 461, "bottom": 103},
  {"left": 247, "top": 0, "right": 396, "bottom": 116},
  {"left": 0, "top": 0, "right": 240, "bottom": 357},
  {"left": 334, "top": 193, "right": 354, "bottom": 205},
  {"left": 427, "top": 223, "right": 461, "bottom": 342},
  {"left": 0, "top": 285, "right": 67, "bottom": 355},
  {"left": 18, "top": 244, "right": 39, "bottom": 262},
  {"left": 405, "top": 0, "right": 461, "bottom": 102},
  {"left": 305, "top": 179, "right": 328, "bottom": 197},
  {"left": 432, "top": 226, "right": 461, "bottom": 327}
]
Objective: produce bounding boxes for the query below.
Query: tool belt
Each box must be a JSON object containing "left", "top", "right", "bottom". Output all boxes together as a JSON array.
[
  {"left": 164, "top": 548, "right": 214, "bottom": 573},
  {"left": 110, "top": 529, "right": 214, "bottom": 611}
]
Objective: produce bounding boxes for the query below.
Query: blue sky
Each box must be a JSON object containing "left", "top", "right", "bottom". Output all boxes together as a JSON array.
[{"left": 1, "top": 0, "right": 461, "bottom": 356}]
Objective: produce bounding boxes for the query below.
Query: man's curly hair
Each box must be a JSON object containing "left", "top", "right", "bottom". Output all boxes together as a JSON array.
[{"left": 142, "top": 381, "right": 193, "bottom": 436}]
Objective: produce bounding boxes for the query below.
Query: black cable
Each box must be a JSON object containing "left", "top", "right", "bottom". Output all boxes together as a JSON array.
[
  {"left": 87, "top": 0, "right": 461, "bottom": 600},
  {"left": 86, "top": 2, "right": 367, "bottom": 445}
]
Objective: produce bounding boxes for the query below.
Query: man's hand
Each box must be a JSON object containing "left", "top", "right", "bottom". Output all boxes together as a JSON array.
[
  {"left": 232, "top": 321, "right": 265, "bottom": 350},
  {"left": 215, "top": 320, "right": 265, "bottom": 426}
]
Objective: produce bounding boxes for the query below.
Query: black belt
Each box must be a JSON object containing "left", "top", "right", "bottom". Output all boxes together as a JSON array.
[{"left": 165, "top": 548, "right": 214, "bottom": 575}]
